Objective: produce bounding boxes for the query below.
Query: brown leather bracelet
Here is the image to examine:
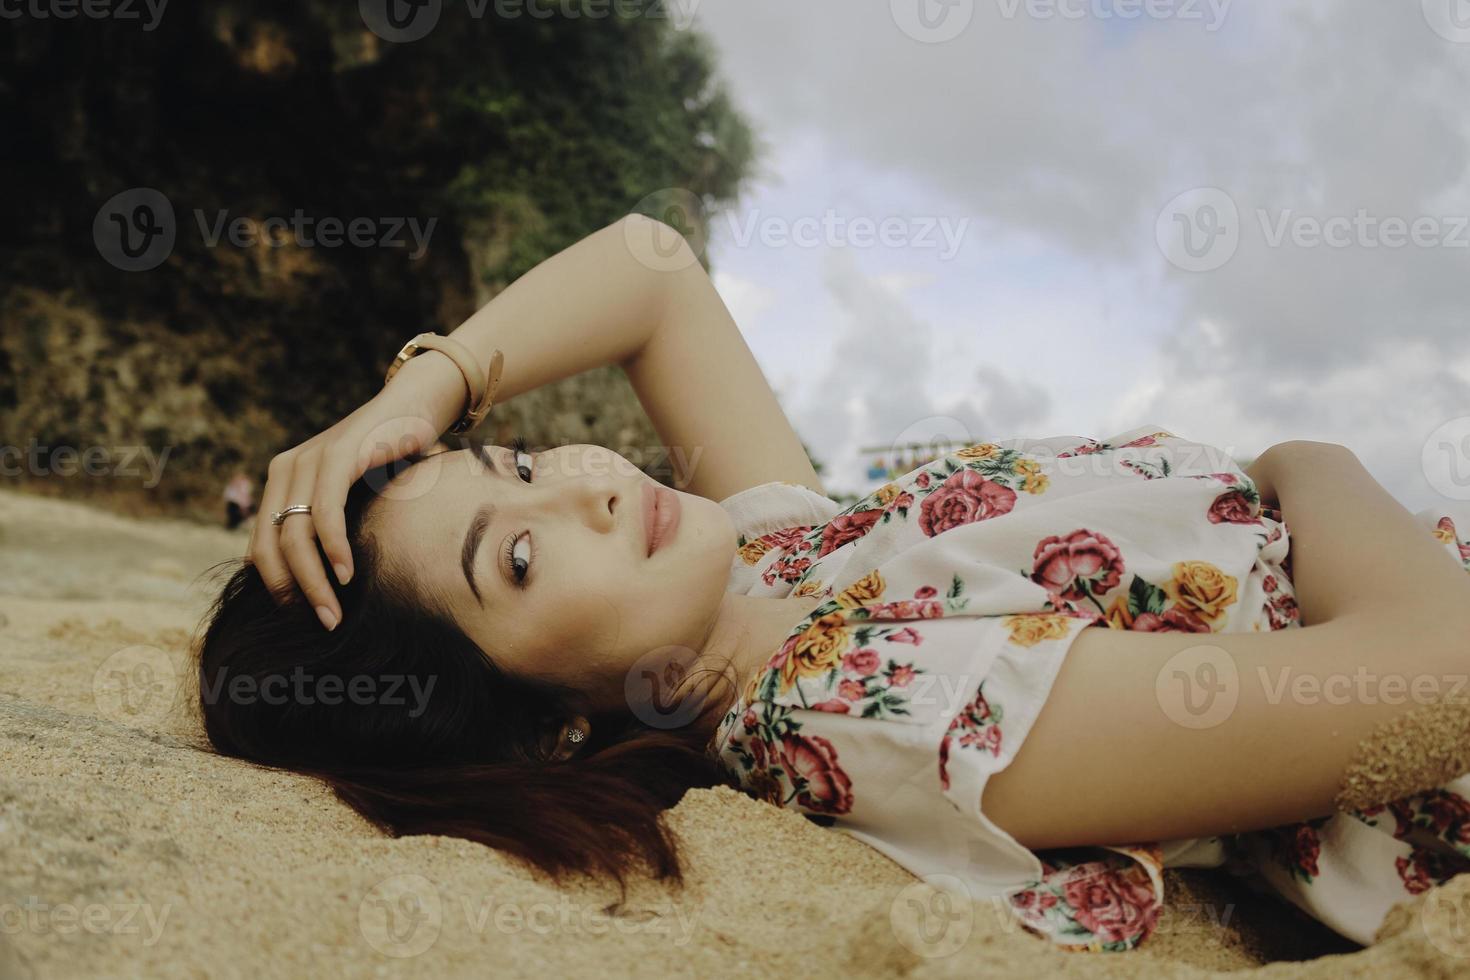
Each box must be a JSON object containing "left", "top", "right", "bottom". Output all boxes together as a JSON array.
[{"left": 384, "top": 332, "right": 505, "bottom": 434}]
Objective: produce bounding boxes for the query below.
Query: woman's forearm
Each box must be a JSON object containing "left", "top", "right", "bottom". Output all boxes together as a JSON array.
[
  {"left": 411, "top": 215, "right": 683, "bottom": 422},
  {"left": 1270, "top": 442, "right": 1470, "bottom": 624}
]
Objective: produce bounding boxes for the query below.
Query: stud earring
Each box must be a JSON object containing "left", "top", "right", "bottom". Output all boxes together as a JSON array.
[{"left": 566, "top": 727, "right": 585, "bottom": 744}]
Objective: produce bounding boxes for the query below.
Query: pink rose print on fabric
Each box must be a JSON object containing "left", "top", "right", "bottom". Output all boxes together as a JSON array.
[
  {"left": 1031, "top": 528, "right": 1125, "bottom": 602},
  {"left": 1267, "top": 820, "right": 1325, "bottom": 883},
  {"left": 939, "top": 687, "right": 1002, "bottom": 790},
  {"left": 810, "top": 699, "right": 851, "bottom": 714},
  {"left": 1420, "top": 790, "right": 1470, "bottom": 846},
  {"left": 762, "top": 555, "right": 812, "bottom": 587},
  {"left": 1207, "top": 489, "right": 1260, "bottom": 525},
  {"left": 1009, "top": 889, "right": 1059, "bottom": 913},
  {"left": 864, "top": 599, "right": 944, "bottom": 619},
  {"left": 780, "top": 734, "right": 853, "bottom": 814},
  {"left": 818, "top": 509, "right": 882, "bottom": 556},
  {"left": 1063, "top": 864, "right": 1162, "bottom": 946},
  {"left": 885, "top": 627, "right": 923, "bottom": 645},
  {"left": 841, "top": 648, "right": 880, "bottom": 675},
  {"left": 884, "top": 491, "right": 915, "bottom": 514},
  {"left": 760, "top": 525, "right": 815, "bottom": 552},
  {"left": 1056, "top": 441, "right": 1101, "bottom": 458},
  {"left": 1131, "top": 607, "right": 1210, "bottom": 633},
  {"left": 1396, "top": 848, "right": 1458, "bottom": 895},
  {"left": 919, "top": 470, "right": 1017, "bottom": 537}
]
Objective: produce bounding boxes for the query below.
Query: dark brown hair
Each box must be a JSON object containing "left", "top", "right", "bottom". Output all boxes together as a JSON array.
[{"left": 195, "top": 460, "right": 739, "bottom": 895}]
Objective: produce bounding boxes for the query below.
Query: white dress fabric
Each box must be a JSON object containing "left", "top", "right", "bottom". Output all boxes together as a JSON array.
[{"left": 705, "top": 424, "right": 1470, "bottom": 953}]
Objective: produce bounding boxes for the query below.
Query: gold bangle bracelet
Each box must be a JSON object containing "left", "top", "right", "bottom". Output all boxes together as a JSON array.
[{"left": 384, "top": 332, "right": 505, "bottom": 434}]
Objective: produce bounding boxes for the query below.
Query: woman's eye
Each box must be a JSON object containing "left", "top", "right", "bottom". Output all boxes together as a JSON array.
[
  {"left": 506, "top": 532, "right": 532, "bottom": 585},
  {"left": 513, "top": 449, "right": 533, "bottom": 483}
]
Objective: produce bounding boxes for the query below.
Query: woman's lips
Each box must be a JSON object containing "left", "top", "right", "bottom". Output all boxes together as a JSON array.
[{"left": 642, "top": 482, "right": 681, "bottom": 557}]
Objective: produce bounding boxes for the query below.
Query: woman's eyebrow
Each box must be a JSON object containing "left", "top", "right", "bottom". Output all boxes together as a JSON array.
[
  {"left": 461, "top": 502, "right": 496, "bottom": 606},
  {"left": 459, "top": 444, "right": 510, "bottom": 605}
]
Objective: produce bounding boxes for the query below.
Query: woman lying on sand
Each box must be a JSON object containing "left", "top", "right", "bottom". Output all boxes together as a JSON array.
[{"left": 197, "top": 215, "right": 1470, "bottom": 952}]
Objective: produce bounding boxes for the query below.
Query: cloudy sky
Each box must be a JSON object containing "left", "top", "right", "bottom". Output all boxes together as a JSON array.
[{"left": 685, "top": 0, "right": 1470, "bottom": 512}]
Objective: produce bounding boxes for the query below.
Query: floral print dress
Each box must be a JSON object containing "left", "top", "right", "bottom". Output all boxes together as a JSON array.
[{"left": 706, "top": 424, "right": 1470, "bottom": 953}]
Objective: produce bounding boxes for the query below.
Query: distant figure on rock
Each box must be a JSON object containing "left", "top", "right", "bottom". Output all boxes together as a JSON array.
[{"left": 223, "top": 473, "right": 255, "bottom": 530}]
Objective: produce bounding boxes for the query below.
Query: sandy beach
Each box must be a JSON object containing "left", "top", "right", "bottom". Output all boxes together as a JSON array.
[{"left": 3, "top": 485, "right": 1468, "bottom": 978}]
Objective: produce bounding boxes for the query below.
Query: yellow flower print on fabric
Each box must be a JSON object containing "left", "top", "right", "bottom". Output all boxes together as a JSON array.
[
  {"left": 835, "top": 569, "right": 886, "bottom": 609},
  {"left": 1003, "top": 613, "right": 1075, "bottom": 647},
  {"left": 738, "top": 539, "right": 772, "bottom": 565},
  {"left": 1103, "top": 594, "right": 1133, "bottom": 630},
  {"left": 1165, "top": 560, "right": 1238, "bottom": 628},
  {"left": 955, "top": 443, "right": 1000, "bottom": 460},
  {"left": 1014, "top": 458, "right": 1050, "bottom": 495},
  {"left": 778, "top": 613, "right": 851, "bottom": 693}
]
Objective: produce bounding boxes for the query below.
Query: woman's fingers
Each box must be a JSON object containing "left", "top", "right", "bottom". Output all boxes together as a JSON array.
[
  {"left": 312, "top": 444, "right": 358, "bottom": 588},
  {"left": 249, "top": 451, "right": 298, "bottom": 604},
  {"left": 277, "top": 451, "right": 341, "bottom": 630}
]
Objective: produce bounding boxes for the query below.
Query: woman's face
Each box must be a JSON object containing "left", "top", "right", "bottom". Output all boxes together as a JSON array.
[{"left": 367, "top": 442, "right": 738, "bottom": 711}]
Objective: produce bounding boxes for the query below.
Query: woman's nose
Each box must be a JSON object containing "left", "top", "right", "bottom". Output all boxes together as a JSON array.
[{"left": 550, "top": 476, "right": 618, "bottom": 533}]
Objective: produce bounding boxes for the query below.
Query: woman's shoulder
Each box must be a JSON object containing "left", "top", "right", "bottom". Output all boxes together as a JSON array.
[{"left": 717, "top": 480, "right": 844, "bottom": 545}]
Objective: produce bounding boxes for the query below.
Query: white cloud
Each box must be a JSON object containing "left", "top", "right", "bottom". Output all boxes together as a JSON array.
[{"left": 693, "top": 1, "right": 1470, "bottom": 509}]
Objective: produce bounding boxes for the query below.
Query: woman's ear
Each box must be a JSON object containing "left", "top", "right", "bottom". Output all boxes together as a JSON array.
[{"left": 544, "top": 714, "right": 591, "bottom": 762}]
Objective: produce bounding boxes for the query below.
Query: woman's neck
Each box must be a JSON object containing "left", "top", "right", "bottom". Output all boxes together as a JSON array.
[{"left": 687, "top": 590, "right": 824, "bottom": 739}]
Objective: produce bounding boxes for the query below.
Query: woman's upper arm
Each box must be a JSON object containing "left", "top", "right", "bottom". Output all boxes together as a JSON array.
[
  {"left": 620, "top": 219, "right": 824, "bottom": 502},
  {"left": 981, "top": 607, "right": 1470, "bottom": 849}
]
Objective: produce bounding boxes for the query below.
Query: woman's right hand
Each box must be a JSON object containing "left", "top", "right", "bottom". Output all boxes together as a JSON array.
[{"left": 248, "top": 352, "right": 470, "bottom": 630}]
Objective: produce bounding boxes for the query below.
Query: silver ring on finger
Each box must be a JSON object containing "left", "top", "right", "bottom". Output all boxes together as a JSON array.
[{"left": 270, "top": 504, "right": 314, "bottom": 526}]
